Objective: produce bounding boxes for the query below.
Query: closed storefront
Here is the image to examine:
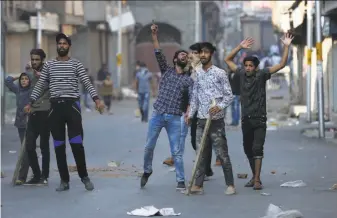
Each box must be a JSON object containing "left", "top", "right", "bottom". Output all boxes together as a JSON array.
[{"left": 5, "top": 32, "right": 34, "bottom": 74}]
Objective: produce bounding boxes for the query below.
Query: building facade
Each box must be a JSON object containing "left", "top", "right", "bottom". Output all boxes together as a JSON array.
[{"left": 271, "top": 0, "right": 337, "bottom": 120}]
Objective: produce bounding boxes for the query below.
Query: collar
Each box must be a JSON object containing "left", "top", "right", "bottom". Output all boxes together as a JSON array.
[{"left": 200, "top": 65, "right": 215, "bottom": 73}]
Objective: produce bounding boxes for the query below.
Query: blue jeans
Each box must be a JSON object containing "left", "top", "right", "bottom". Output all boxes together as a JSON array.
[
  {"left": 143, "top": 111, "right": 185, "bottom": 182},
  {"left": 231, "top": 95, "right": 240, "bottom": 125},
  {"left": 180, "top": 114, "right": 189, "bottom": 151},
  {"left": 83, "top": 92, "right": 90, "bottom": 109},
  {"left": 138, "top": 92, "right": 150, "bottom": 121}
]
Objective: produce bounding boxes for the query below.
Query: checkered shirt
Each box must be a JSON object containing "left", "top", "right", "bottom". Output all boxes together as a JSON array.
[{"left": 153, "top": 49, "right": 194, "bottom": 115}]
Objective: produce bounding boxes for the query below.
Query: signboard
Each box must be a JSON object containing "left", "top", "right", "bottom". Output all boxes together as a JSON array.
[
  {"left": 30, "top": 13, "right": 59, "bottom": 32},
  {"left": 116, "top": 53, "right": 122, "bottom": 66}
]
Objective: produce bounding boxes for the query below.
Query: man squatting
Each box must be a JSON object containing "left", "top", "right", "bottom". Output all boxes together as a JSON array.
[
  {"left": 224, "top": 33, "right": 294, "bottom": 190},
  {"left": 187, "top": 42, "right": 236, "bottom": 195},
  {"left": 140, "top": 23, "right": 194, "bottom": 190},
  {"left": 25, "top": 33, "right": 105, "bottom": 191}
]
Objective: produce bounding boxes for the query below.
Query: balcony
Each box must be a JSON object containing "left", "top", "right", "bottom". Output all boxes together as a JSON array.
[{"left": 43, "top": 1, "right": 86, "bottom": 26}]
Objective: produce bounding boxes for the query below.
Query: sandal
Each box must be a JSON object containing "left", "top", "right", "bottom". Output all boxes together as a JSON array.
[
  {"left": 253, "top": 180, "right": 263, "bottom": 190},
  {"left": 244, "top": 178, "right": 255, "bottom": 187}
]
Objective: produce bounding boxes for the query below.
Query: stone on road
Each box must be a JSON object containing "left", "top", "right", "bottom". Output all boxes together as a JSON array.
[{"left": 1, "top": 100, "right": 337, "bottom": 218}]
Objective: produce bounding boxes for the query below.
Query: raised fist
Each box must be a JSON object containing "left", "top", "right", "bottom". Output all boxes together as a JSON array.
[{"left": 151, "top": 24, "right": 158, "bottom": 35}]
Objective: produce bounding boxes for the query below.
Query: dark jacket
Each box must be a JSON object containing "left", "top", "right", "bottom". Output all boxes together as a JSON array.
[
  {"left": 26, "top": 69, "right": 51, "bottom": 113},
  {"left": 5, "top": 73, "right": 32, "bottom": 128},
  {"left": 229, "top": 71, "right": 240, "bottom": 95}
]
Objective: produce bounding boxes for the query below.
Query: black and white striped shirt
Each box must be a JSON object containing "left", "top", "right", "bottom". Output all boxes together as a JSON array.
[{"left": 30, "top": 58, "right": 98, "bottom": 102}]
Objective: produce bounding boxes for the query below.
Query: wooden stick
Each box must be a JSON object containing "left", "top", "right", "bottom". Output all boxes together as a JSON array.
[
  {"left": 11, "top": 117, "right": 28, "bottom": 186},
  {"left": 186, "top": 99, "right": 216, "bottom": 196}
]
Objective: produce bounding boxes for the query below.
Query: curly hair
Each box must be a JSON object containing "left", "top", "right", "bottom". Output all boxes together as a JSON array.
[{"left": 30, "top": 48, "right": 46, "bottom": 60}]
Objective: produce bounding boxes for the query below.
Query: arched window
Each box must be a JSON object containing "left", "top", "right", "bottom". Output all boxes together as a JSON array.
[{"left": 136, "top": 22, "right": 181, "bottom": 45}]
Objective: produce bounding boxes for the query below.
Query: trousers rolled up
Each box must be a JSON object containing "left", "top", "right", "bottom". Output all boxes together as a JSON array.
[
  {"left": 143, "top": 111, "right": 185, "bottom": 182},
  {"left": 49, "top": 99, "right": 88, "bottom": 183},
  {"left": 241, "top": 116, "right": 267, "bottom": 159},
  {"left": 194, "top": 119, "right": 234, "bottom": 187}
]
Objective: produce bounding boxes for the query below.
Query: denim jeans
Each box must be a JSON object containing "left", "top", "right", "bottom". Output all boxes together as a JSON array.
[
  {"left": 180, "top": 114, "right": 189, "bottom": 151},
  {"left": 138, "top": 92, "right": 150, "bottom": 121},
  {"left": 83, "top": 92, "right": 90, "bottom": 109},
  {"left": 231, "top": 95, "right": 240, "bottom": 125},
  {"left": 143, "top": 111, "right": 185, "bottom": 182}
]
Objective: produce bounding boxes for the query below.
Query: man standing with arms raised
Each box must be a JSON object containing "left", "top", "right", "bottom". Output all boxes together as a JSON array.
[
  {"left": 224, "top": 33, "right": 293, "bottom": 190},
  {"left": 140, "top": 23, "right": 194, "bottom": 191},
  {"left": 25, "top": 33, "right": 104, "bottom": 192}
]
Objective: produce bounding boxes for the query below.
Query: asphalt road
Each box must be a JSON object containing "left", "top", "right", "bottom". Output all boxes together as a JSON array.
[{"left": 1, "top": 99, "right": 337, "bottom": 218}]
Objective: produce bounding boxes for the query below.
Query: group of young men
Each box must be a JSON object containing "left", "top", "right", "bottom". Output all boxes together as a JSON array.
[
  {"left": 140, "top": 23, "right": 294, "bottom": 195},
  {"left": 9, "top": 33, "right": 104, "bottom": 191}
]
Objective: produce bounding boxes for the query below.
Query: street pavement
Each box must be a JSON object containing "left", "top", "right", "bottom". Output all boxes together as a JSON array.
[{"left": 1, "top": 99, "right": 337, "bottom": 218}]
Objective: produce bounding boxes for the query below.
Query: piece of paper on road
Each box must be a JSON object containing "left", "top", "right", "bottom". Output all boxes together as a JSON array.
[
  {"left": 127, "top": 206, "right": 181, "bottom": 216},
  {"left": 280, "top": 180, "right": 306, "bottom": 188},
  {"left": 260, "top": 204, "right": 303, "bottom": 218}
]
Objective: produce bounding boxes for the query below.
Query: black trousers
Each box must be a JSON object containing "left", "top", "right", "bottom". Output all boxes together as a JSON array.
[
  {"left": 49, "top": 99, "right": 88, "bottom": 182},
  {"left": 190, "top": 112, "right": 198, "bottom": 150},
  {"left": 26, "top": 111, "right": 50, "bottom": 178},
  {"left": 241, "top": 116, "right": 267, "bottom": 159}
]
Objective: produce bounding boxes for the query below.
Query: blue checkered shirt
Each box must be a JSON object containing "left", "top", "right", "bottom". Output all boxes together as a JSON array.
[{"left": 153, "top": 49, "right": 194, "bottom": 115}]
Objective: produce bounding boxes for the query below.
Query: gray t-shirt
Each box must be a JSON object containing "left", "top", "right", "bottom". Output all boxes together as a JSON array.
[
  {"left": 136, "top": 68, "right": 152, "bottom": 94},
  {"left": 236, "top": 68, "right": 271, "bottom": 118}
]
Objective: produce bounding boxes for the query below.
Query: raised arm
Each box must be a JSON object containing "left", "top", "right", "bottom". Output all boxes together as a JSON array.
[
  {"left": 5, "top": 76, "right": 19, "bottom": 94},
  {"left": 151, "top": 23, "right": 169, "bottom": 74},
  {"left": 30, "top": 63, "right": 49, "bottom": 103},
  {"left": 76, "top": 61, "right": 99, "bottom": 101},
  {"left": 217, "top": 70, "right": 234, "bottom": 110},
  {"left": 225, "top": 37, "right": 254, "bottom": 72},
  {"left": 268, "top": 33, "right": 294, "bottom": 74}
]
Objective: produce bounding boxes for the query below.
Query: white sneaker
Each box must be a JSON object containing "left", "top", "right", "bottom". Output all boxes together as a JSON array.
[
  {"left": 225, "top": 186, "right": 236, "bottom": 195},
  {"left": 85, "top": 108, "right": 92, "bottom": 112}
]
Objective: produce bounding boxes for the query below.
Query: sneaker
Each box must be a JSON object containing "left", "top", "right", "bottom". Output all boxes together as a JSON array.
[
  {"left": 40, "top": 177, "right": 48, "bottom": 185},
  {"left": 206, "top": 170, "right": 214, "bottom": 177},
  {"left": 81, "top": 177, "right": 94, "bottom": 191},
  {"left": 204, "top": 176, "right": 209, "bottom": 181},
  {"left": 15, "top": 179, "right": 25, "bottom": 186},
  {"left": 140, "top": 172, "right": 152, "bottom": 188},
  {"left": 56, "top": 181, "right": 70, "bottom": 192},
  {"left": 225, "top": 186, "right": 236, "bottom": 195},
  {"left": 24, "top": 177, "right": 42, "bottom": 186},
  {"left": 85, "top": 108, "right": 92, "bottom": 112},
  {"left": 176, "top": 182, "right": 186, "bottom": 190}
]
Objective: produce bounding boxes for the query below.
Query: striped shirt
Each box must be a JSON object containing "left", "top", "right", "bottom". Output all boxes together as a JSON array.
[{"left": 30, "top": 58, "right": 98, "bottom": 103}]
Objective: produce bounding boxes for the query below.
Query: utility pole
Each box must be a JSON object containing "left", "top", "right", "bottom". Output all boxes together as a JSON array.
[
  {"left": 315, "top": 0, "right": 325, "bottom": 138},
  {"left": 35, "top": 1, "right": 42, "bottom": 48},
  {"left": 195, "top": 0, "right": 201, "bottom": 42},
  {"left": 306, "top": 0, "right": 313, "bottom": 123},
  {"left": 0, "top": 0, "right": 3, "bottom": 151},
  {"left": 116, "top": 1, "right": 122, "bottom": 89}
]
